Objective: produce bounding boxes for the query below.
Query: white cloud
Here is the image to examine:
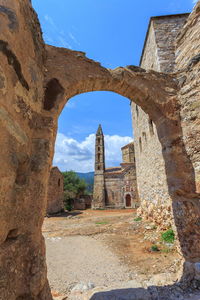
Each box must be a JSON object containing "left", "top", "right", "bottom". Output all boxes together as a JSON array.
[
  {"left": 53, "top": 132, "right": 133, "bottom": 172},
  {"left": 58, "top": 36, "right": 72, "bottom": 49},
  {"left": 69, "top": 32, "right": 80, "bottom": 46},
  {"left": 43, "top": 14, "right": 72, "bottom": 49}
]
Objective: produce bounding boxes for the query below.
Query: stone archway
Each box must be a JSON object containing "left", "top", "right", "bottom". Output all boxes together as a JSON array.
[{"left": 0, "top": 0, "right": 200, "bottom": 299}]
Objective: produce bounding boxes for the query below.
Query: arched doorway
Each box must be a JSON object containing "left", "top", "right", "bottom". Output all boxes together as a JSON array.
[{"left": 125, "top": 194, "right": 131, "bottom": 207}]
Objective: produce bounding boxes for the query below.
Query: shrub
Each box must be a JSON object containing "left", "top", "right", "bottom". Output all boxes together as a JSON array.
[
  {"left": 64, "top": 197, "right": 73, "bottom": 211},
  {"left": 134, "top": 217, "right": 142, "bottom": 222},
  {"left": 151, "top": 225, "right": 157, "bottom": 230},
  {"left": 62, "top": 170, "right": 88, "bottom": 198},
  {"left": 161, "top": 229, "right": 175, "bottom": 244},
  {"left": 151, "top": 245, "right": 159, "bottom": 252},
  {"left": 95, "top": 221, "right": 108, "bottom": 225}
]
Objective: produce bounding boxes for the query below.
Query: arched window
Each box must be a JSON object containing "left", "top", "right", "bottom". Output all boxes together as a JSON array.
[
  {"left": 58, "top": 178, "right": 60, "bottom": 186},
  {"left": 98, "top": 138, "right": 100, "bottom": 144},
  {"left": 98, "top": 153, "right": 100, "bottom": 162}
]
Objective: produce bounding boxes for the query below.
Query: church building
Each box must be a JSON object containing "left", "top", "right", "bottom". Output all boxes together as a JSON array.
[{"left": 92, "top": 125, "right": 139, "bottom": 209}]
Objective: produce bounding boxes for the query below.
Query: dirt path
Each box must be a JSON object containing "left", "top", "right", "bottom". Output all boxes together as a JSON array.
[
  {"left": 45, "top": 235, "right": 130, "bottom": 294},
  {"left": 43, "top": 209, "right": 182, "bottom": 298}
]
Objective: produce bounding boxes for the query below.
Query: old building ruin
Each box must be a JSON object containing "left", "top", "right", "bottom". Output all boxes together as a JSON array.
[
  {"left": 46, "top": 167, "right": 64, "bottom": 215},
  {"left": 131, "top": 13, "right": 193, "bottom": 229},
  {"left": 93, "top": 125, "right": 138, "bottom": 209},
  {"left": 0, "top": 0, "right": 200, "bottom": 298}
]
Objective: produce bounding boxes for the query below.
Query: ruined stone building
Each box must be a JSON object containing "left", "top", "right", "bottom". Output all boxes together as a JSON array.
[
  {"left": 1, "top": 0, "right": 200, "bottom": 297},
  {"left": 93, "top": 125, "right": 138, "bottom": 208},
  {"left": 131, "top": 13, "right": 193, "bottom": 228},
  {"left": 46, "top": 167, "right": 64, "bottom": 214}
]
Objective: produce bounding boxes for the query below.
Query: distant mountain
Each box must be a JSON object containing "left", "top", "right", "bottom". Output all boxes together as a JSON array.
[{"left": 76, "top": 172, "right": 94, "bottom": 194}]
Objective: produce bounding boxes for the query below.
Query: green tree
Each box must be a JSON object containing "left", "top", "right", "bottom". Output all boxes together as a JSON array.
[{"left": 62, "top": 171, "right": 88, "bottom": 210}]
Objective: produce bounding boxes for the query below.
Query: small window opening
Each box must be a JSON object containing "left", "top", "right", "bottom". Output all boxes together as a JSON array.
[
  {"left": 58, "top": 178, "right": 61, "bottom": 187},
  {"left": 142, "top": 132, "right": 147, "bottom": 142},
  {"left": 98, "top": 153, "right": 100, "bottom": 162},
  {"left": 148, "top": 118, "right": 154, "bottom": 136},
  {"left": 139, "top": 137, "right": 142, "bottom": 152},
  {"left": 136, "top": 105, "right": 139, "bottom": 117}
]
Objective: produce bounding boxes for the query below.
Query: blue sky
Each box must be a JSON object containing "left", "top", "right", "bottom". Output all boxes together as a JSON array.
[{"left": 32, "top": 0, "right": 195, "bottom": 172}]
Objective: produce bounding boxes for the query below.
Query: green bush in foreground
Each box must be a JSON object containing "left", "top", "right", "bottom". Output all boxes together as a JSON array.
[
  {"left": 161, "top": 229, "right": 175, "bottom": 244},
  {"left": 151, "top": 245, "right": 159, "bottom": 252},
  {"left": 134, "top": 217, "right": 142, "bottom": 222}
]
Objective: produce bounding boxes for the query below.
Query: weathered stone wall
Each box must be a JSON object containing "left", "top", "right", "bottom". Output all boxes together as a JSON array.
[
  {"left": 123, "top": 165, "right": 139, "bottom": 208},
  {"left": 141, "top": 14, "right": 189, "bottom": 72},
  {"left": 104, "top": 163, "right": 138, "bottom": 208},
  {"left": 139, "top": 22, "right": 159, "bottom": 71},
  {"left": 46, "top": 167, "right": 64, "bottom": 214},
  {"left": 73, "top": 195, "right": 92, "bottom": 210},
  {"left": 175, "top": 4, "right": 200, "bottom": 193},
  {"left": 121, "top": 143, "right": 135, "bottom": 163},
  {"left": 131, "top": 104, "right": 173, "bottom": 227},
  {"left": 105, "top": 175, "right": 124, "bottom": 207},
  {"left": 0, "top": 1, "right": 52, "bottom": 298},
  {"left": 132, "top": 14, "right": 189, "bottom": 228},
  {"left": 173, "top": 3, "right": 200, "bottom": 268},
  {"left": 93, "top": 172, "right": 105, "bottom": 209}
]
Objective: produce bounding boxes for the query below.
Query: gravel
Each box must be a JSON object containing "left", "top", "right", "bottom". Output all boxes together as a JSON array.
[{"left": 45, "top": 235, "right": 130, "bottom": 294}]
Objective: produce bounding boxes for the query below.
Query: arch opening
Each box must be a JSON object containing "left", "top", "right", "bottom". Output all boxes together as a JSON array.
[
  {"left": 45, "top": 86, "right": 194, "bottom": 292},
  {"left": 49, "top": 71, "right": 198, "bottom": 266}
]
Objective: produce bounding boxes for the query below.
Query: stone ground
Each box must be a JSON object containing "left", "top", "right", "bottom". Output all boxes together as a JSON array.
[{"left": 42, "top": 210, "right": 200, "bottom": 299}]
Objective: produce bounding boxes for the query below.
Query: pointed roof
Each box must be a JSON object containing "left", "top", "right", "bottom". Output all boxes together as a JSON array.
[{"left": 96, "top": 124, "right": 103, "bottom": 135}]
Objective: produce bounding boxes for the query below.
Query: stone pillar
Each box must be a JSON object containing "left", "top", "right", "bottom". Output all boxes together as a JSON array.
[{"left": 92, "top": 125, "right": 105, "bottom": 208}]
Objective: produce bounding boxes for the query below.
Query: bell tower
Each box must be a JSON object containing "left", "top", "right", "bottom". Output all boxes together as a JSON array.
[{"left": 92, "top": 124, "right": 105, "bottom": 208}]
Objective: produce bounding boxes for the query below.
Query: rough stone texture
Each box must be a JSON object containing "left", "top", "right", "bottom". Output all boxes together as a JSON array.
[
  {"left": 73, "top": 195, "right": 92, "bottom": 210},
  {"left": 46, "top": 167, "right": 64, "bottom": 215},
  {"left": 174, "top": 1, "right": 200, "bottom": 265},
  {"left": 0, "top": 1, "right": 51, "bottom": 299},
  {"left": 132, "top": 103, "right": 173, "bottom": 228},
  {"left": 104, "top": 162, "right": 138, "bottom": 208},
  {"left": 141, "top": 14, "right": 189, "bottom": 73},
  {"left": 131, "top": 14, "right": 189, "bottom": 229},
  {"left": 176, "top": 3, "right": 200, "bottom": 195},
  {"left": 121, "top": 142, "right": 135, "bottom": 163},
  {"left": 0, "top": 0, "right": 200, "bottom": 298}
]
